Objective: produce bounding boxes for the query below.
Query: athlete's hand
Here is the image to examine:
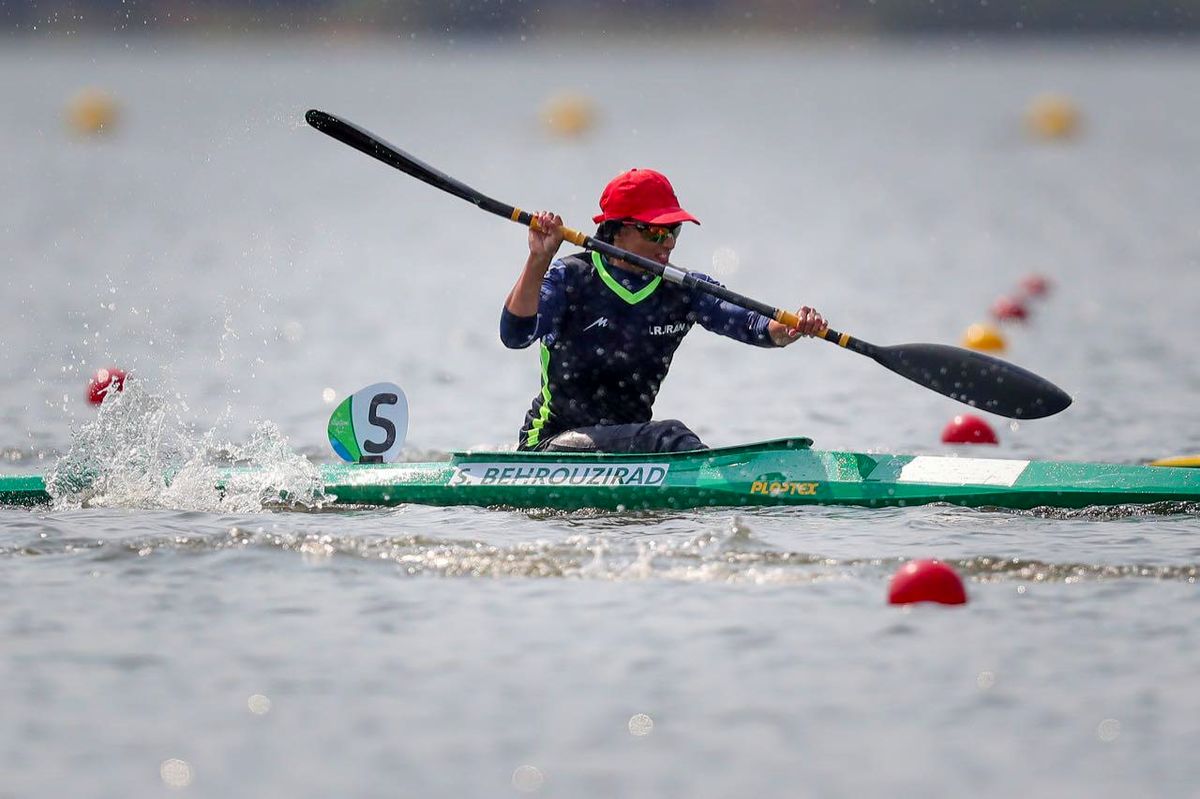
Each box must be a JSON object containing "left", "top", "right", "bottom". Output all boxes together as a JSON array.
[
  {"left": 769, "top": 306, "right": 827, "bottom": 347},
  {"left": 528, "top": 211, "right": 565, "bottom": 261},
  {"left": 508, "top": 211, "right": 565, "bottom": 317}
]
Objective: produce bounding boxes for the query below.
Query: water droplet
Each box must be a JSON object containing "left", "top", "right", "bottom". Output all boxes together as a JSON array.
[
  {"left": 282, "top": 320, "right": 304, "bottom": 343},
  {"left": 512, "top": 765, "right": 544, "bottom": 792},
  {"left": 711, "top": 246, "right": 739, "bottom": 277},
  {"left": 247, "top": 694, "right": 271, "bottom": 715},
  {"left": 628, "top": 713, "right": 654, "bottom": 736},
  {"left": 160, "top": 758, "right": 193, "bottom": 788}
]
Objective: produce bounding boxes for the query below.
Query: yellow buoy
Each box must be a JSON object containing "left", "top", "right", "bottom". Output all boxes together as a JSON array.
[
  {"left": 962, "top": 323, "right": 1007, "bottom": 353},
  {"left": 1149, "top": 455, "right": 1200, "bottom": 468},
  {"left": 66, "top": 88, "right": 119, "bottom": 136},
  {"left": 541, "top": 92, "right": 596, "bottom": 138},
  {"left": 1025, "top": 93, "right": 1081, "bottom": 140}
]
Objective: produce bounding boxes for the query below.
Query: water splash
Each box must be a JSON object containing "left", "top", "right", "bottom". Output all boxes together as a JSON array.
[{"left": 46, "top": 380, "right": 326, "bottom": 512}]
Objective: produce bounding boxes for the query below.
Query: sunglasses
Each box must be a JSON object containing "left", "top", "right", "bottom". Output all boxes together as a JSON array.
[{"left": 625, "top": 222, "right": 682, "bottom": 244}]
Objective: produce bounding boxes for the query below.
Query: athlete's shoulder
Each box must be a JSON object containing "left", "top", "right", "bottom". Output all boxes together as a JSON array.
[
  {"left": 685, "top": 271, "right": 724, "bottom": 306},
  {"left": 552, "top": 251, "right": 591, "bottom": 270},
  {"left": 545, "top": 252, "right": 590, "bottom": 283}
]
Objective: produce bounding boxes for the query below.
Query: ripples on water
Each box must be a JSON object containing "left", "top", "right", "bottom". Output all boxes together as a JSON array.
[
  {"left": 4, "top": 494, "right": 1200, "bottom": 797},
  {"left": 5, "top": 504, "right": 1198, "bottom": 584}
]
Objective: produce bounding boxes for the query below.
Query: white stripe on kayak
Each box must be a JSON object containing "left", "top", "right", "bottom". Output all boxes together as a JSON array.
[
  {"left": 899, "top": 456, "right": 1030, "bottom": 487},
  {"left": 450, "top": 462, "right": 670, "bottom": 488}
]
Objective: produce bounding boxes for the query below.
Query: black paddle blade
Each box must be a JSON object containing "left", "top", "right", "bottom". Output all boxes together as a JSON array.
[
  {"left": 305, "top": 109, "right": 514, "bottom": 217},
  {"left": 874, "top": 343, "right": 1072, "bottom": 419},
  {"left": 306, "top": 109, "right": 470, "bottom": 200}
]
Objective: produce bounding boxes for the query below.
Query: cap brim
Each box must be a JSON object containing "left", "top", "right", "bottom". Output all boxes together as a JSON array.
[
  {"left": 593, "top": 208, "right": 699, "bottom": 225},
  {"left": 640, "top": 208, "right": 700, "bottom": 225}
]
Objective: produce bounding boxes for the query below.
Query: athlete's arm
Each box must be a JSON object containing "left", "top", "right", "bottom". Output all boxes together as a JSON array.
[
  {"left": 692, "top": 275, "right": 825, "bottom": 348},
  {"left": 505, "top": 211, "right": 564, "bottom": 317},
  {"left": 690, "top": 274, "right": 775, "bottom": 347},
  {"left": 500, "top": 268, "right": 568, "bottom": 349}
]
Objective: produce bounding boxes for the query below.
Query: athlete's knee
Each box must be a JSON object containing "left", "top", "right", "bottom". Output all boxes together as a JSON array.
[
  {"left": 653, "top": 420, "right": 706, "bottom": 453},
  {"left": 540, "top": 429, "right": 599, "bottom": 452}
]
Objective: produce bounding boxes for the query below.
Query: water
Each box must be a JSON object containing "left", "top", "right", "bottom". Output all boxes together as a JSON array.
[{"left": 2, "top": 37, "right": 1200, "bottom": 797}]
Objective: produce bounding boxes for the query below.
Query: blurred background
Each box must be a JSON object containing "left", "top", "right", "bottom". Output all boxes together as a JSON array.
[{"left": 5, "top": 0, "right": 1200, "bottom": 35}]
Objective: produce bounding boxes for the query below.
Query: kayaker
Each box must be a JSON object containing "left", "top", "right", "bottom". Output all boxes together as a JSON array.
[{"left": 501, "top": 168, "right": 826, "bottom": 453}]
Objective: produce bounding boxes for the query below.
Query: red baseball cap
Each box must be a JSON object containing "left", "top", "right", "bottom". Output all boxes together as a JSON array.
[{"left": 591, "top": 168, "right": 700, "bottom": 225}]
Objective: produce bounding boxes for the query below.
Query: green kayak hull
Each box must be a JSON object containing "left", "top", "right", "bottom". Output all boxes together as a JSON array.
[{"left": 3, "top": 438, "right": 1199, "bottom": 511}]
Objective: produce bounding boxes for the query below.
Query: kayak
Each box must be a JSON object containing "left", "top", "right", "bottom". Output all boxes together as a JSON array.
[{"left": 2, "top": 438, "right": 1199, "bottom": 511}]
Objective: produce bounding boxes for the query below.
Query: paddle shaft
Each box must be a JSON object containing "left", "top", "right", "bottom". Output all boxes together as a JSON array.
[
  {"left": 485, "top": 199, "right": 868, "bottom": 351},
  {"left": 305, "top": 109, "right": 1071, "bottom": 419},
  {"left": 564, "top": 232, "right": 870, "bottom": 352}
]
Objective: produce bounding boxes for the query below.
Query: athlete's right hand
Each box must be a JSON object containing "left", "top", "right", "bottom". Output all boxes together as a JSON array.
[{"left": 528, "top": 211, "right": 565, "bottom": 260}]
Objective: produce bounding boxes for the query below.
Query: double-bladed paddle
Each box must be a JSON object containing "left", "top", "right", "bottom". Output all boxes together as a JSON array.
[{"left": 305, "top": 108, "right": 1072, "bottom": 420}]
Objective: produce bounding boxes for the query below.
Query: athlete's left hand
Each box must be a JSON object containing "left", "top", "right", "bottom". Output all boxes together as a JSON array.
[{"left": 769, "top": 306, "right": 826, "bottom": 347}]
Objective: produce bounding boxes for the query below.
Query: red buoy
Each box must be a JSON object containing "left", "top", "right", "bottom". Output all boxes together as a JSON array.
[
  {"left": 86, "top": 366, "right": 127, "bottom": 405},
  {"left": 940, "top": 414, "right": 999, "bottom": 445},
  {"left": 991, "top": 295, "right": 1029, "bottom": 322},
  {"left": 888, "top": 559, "right": 968, "bottom": 605},
  {"left": 1019, "top": 274, "right": 1051, "bottom": 297}
]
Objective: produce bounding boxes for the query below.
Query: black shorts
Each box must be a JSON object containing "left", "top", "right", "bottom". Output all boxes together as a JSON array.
[{"left": 527, "top": 420, "right": 706, "bottom": 454}]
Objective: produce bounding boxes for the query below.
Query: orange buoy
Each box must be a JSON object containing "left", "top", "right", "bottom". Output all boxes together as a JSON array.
[
  {"left": 1149, "top": 455, "right": 1200, "bottom": 469},
  {"left": 66, "top": 88, "right": 119, "bottom": 136},
  {"left": 541, "top": 92, "right": 597, "bottom": 138},
  {"left": 1025, "top": 94, "right": 1081, "bottom": 140},
  {"left": 86, "top": 366, "right": 127, "bottom": 405},
  {"left": 941, "top": 414, "right": 999, "bottom": 445},
  {"left": 962, "top": 323, "right": 1006, "bottom": 352},
  {"left": 888, "top": 560, "right": 968, "bottom": 605}
]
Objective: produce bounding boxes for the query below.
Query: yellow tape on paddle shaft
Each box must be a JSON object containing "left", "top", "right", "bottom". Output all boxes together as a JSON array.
[
  {"left": 775, "top": 310, "right": 799, "bottom": 328},
  {"left": 517, "top": 208, "right": 588, "bottom": 246},
  {"left": 776, "top": 310, "right": 837, "bottom": 341}
]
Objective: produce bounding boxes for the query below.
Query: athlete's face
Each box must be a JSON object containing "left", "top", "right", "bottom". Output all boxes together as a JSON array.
[{"left": 612, "top": 222, "right": 680, "bottom": 271}]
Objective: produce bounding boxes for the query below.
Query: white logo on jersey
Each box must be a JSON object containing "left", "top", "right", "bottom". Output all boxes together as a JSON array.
[
  {"left": 583, "top": 317, "right": 610, "bottom": 332},
  {"left": 648, "top": 322, "right": 688, "bottom": 336}
]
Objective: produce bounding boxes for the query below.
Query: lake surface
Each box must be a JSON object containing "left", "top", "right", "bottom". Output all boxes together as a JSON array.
[{"left": 1, "top": 36, "right": 1199, "bottom": 797}]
